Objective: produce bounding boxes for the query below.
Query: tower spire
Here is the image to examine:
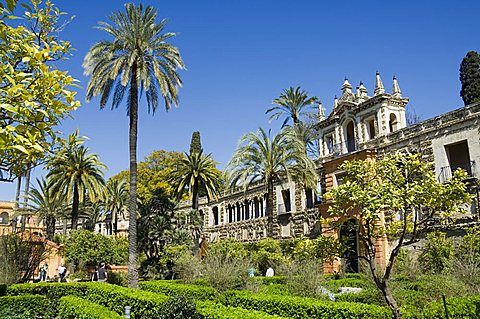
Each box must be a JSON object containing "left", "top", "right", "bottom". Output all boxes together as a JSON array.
[
  {"left": 392, "top": 75, "right": 402, "bottom": 98},
  {"left": 374, "top": 71, "right": 385, "bottom": 96},
  {"left": 317, "top": 101, "right": 326, "bottom": 120}
]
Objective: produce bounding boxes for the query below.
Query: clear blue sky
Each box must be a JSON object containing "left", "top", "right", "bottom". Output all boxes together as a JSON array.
[{"left": 1, "top": 0, "right": 479, "bottom": 200}]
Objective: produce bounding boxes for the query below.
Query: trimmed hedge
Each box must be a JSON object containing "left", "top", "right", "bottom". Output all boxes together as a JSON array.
[
  {"left": 0, "top": 294, "right": 51, "bottom": 318},
  {"left": 7, "top": 282, "right": 169, "bottom": 319},
  {"left": 139, "top": 280, "right": 219, "bottom": 301},
  {"left": 58, "top": 296, "right": 123, "bottom": 319},
  {"left": 252, "top": 276, "right": 287, "bottom": 285},
  {"left": 198, "top": 301, "right": 288, "bottom": 319},
  {"left": 419, "top": 295, "right": 480, "bottom": 319},
  {"left": 223, "top": 290, "right": 392, "bottom": 319}
]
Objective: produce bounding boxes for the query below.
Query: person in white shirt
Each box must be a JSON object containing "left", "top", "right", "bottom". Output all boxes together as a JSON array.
[
  {"left": 58, "top": 264, "right": 67, "bottom": 282},
  {"left": 265, "top": 267, "right": 274, "bottom": 277}
]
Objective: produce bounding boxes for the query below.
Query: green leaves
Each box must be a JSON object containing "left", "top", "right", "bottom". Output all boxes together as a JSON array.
[{"left": 0, "top": 0, "right": 80, "bottom": 179}]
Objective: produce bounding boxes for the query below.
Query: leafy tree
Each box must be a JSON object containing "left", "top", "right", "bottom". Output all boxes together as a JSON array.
[
  {"left": 460, "top": 51, "right": 480, "bottom": 106},
  {"left": 110, "top": 150, "right": 186, "bottom": 202},
  {"left": 83, "top": 3, "right": 185, "bottom": 287},
  {"left": 227, "top": 127, "right": 318, "bottom": 237},
  {"left": 325, "top": 153, "right": 471, "bottom": 319},
  {"left": 0, "top": 234, "right": 46, "bottom": 284},
  {"left": 103, "top": 178, "right": 128, "bottom": 236},
  {"left": 0, "top": 0, "right": 80, "bottom": 182},
  {"left": 47, "top": 141, "right": 106, "bottom": 230},
  {"left": 189, "top": 131, "right": 202, "bottom": 155},
  {"left": 27, "top": 177, "right": 67, "bottom": 240},
  {"left": 267, "top": 86, "right": 319, "bottom": 128},
  {"left": 63, "top": 230, "right": 128, "bottom": 269}
]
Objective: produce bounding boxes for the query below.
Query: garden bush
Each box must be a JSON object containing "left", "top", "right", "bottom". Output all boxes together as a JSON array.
[
  {"left": 7, "top": 282, "right": 169, "bottom": 319},
  {"left": 198, "top": 300, "right": 288, "bottom": 319},
  {"left": 223, "top": 290, "right": 392, "bottom": 319},
  {"left": 58, "top": 296, "right": 123, "bottom": 319},
  {"left": 155, "top": 295, "right": 202, "bottom": 319},
  {"left": 139, "top": 280, "right": 219, "bottom": 301},
  {"left": 0, "top": 294, "right": 52, "bottom": 318}
]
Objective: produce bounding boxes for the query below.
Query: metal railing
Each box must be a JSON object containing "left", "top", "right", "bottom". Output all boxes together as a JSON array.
[
  {"left": 326, "top": 139, "right": 358, "bottom": 157},
  {"left": 438, "top": 161, "right": 475, "bottom": 183},
  {"left": 277, "top": 203, "right": 291, "bottom": 215}
]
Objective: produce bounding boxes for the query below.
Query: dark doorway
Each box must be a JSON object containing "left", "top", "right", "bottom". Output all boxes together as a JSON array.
[
  {"left": 445, "top": 140, "right": 472, "bottom": 175},
  {"left": 340, "top": 219, "right": 359, "bottom": 273}
]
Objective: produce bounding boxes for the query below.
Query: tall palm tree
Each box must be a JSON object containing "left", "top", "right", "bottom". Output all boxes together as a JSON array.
[
  {"left": 267, "top": 86, "right": 319, "bottom": 128},
  {"left": 47, "top": 145, "right": 106, "bottom": 231},
  {"left": 227, "top": 128, "right": 318, "bottom": 237},
  {"left": 170, "top": 150, "right": 222, "bottom": 255},
  {"left": 83, "top": 3, "right": 185, "bottom": 288},
  {"left": 103, "top": 178, "right": 129, "bottom": 236},
  {"left": 28, "top": 178, "right": 67, "bottom": 241}
]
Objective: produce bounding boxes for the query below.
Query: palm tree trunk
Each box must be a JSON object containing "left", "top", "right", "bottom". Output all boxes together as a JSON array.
[
  {"left": 128, "top": 63, "right": 139, "bottom": 288},
  {"left": 71, "top": 183, "right": 79, "bottom": 230},
  {"left": 266, "top": 179, "right": 274, "bottom": 237},
  {"left": 12, "top": 176, "right": 22, "bottom": 232},
  {"left": 114, "top": 210, "right": 118, "bottom": 237},
  {"left": 45, "top": 216, "right": 55, "bottom": 241},
  {"left": 192, "top": 179, "right": 201, "bottom": 256}
]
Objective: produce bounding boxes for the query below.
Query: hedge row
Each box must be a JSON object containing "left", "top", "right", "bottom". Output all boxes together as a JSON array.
[
  {"left": 0, "top": 294, "right": 51, "bottom": 318},
  {"left": 223, "top": 290, "right": 392, "bottom": 319},
  {"left": 58, "top": 296, "right": 123, "bottom": 319},
  {"left": 7, "top": 282, "right": 169, "bottom": 319},
  {"left": 415, "top": 295, "right": 480, "bottom": 319},
  {"left": 198, "top": 301, "right": 288, "bottom": 319},
  {"left": 139, "top": 280, "right": 219, "bottom": 301}
]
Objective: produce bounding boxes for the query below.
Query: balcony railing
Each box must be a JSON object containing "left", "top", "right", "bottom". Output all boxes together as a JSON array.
[
  {"left": 438, "top": 161, "right": 475, "bottom": 183},
  {"left": 277, "top": 203, "right": 291, "bottom": 215},
  {"left": 326, "top": 139, "right": 358, "bottom": 157}
]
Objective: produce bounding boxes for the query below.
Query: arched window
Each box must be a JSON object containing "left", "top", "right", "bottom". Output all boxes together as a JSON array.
[
  {"left": 0, "top": 212, "right": 9, "bottom": 224},
  {"left": 345, "top": 120, "right": 356, "bottom": 152},
  {"left": 212, "top": 206, "right": 219, "bottom": 225},
  {"left": 236, "top": 202, "right": 241, "bottom": 221},
  {"left": 254, "top": 198, "right": 260, "bottom": 218},
  {"left": 389, "top": 114, "right": 398, "bottom": 133}
]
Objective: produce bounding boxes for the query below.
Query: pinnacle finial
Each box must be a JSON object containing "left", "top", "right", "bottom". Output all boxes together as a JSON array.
[
  {"left": 374, "top": 71, "right": 385, "bottom": 96},
  {"left": 392, "top": 75, "right": 402, "bottom": 98}
]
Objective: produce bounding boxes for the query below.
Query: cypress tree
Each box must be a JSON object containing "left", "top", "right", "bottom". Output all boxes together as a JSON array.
[
  {"left": 189, "top": 131, "right": 202, "bottom": 155},
  {"left": 460, "top": 51, "right": 480, "bottom": 106}
]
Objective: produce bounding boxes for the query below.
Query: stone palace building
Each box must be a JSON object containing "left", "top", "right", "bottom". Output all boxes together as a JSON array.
[{"left": 177, "top": 72, "right": 480, "bottom": 272}]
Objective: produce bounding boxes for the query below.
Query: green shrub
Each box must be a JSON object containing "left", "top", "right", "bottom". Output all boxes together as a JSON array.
[
  {"left": 424, "top": 295, "right": 480, "bottom": 319},
  {"left": 139, "top": 280, "right": 219, "bottom": 301},
  {"left": 252, "top": 276, "right": 287, "bottom": 285},
  {"left": 156, "top": 295, "right": 202, "bottom": 319},
  {"left": 223, "top": 290, "right": 392, "bottom": 319},
  {"left": 107, "top": 271, "right": 128, "bottom": 287},
  {"left": 0, "top": 295, "right": 52, "bottom": 318},
  {"left": 198, "top": 300, "right": 288, "bottom": 319},
  {"left": 419, "top": 232, "right": 454, "bottom": 274},
  {"left": 7, "top": 282, "right": 169, "bottom": 319},
  {"left": 283, "top": 260, "right": 327, "bottom": 298},
  {"left": 58, "top": 296, "right": 123, "bottom": 319}
]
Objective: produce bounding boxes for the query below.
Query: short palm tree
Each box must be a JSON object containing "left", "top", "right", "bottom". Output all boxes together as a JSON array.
[
  {"left": 83, "top": 3, "right": 184, "bottom": 288},
  {"left": 170, "top": 150, "right": 222, "bottom": 210},
  {"left": 47, "top": 145, "right": 106, "bottom": 231},
  {"left": 103, "top": 178, "right": 129, "bottom": 236},
  {"left": 227, "top": 127, "right": 318, "bottom": 237},
  {"left": 28, "top": 178, "right": 67, "bottom": 241},
  {"left": 267, "top": 86, "right": 319, "bottom": 127},
  {"left": 170, "top": 150, "right": 222, "bottom": 255}
]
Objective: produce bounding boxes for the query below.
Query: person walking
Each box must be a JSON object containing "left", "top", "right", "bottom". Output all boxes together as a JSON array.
[
  {"left": 39, "top": 263, "right": 48, "bottom": 282},
  {"left": 58, "top": 264, "right": 67, "bottom": 282},
  {"left": 97, "top": 263, "right": 108, "bottom": 282}
]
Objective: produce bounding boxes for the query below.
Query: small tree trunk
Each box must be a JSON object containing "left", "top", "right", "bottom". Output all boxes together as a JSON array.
[
  {"left": 266, "top": 179, "right": 274, "bottom": 237},
  {"left": 12, "top": 176, "right": 22, "bottom": 232},
  {"left": 71, "top": 183, "right": 79, "bottom": 230},
  {"left": 114, "top": 211, "right": 118, "bottom": 237},
  {"left": 20, "top": 167, "right": 31, "bottom": 233},
  {"left": 128, "top": 63, "right": 139, "bottom": 288}
]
